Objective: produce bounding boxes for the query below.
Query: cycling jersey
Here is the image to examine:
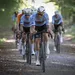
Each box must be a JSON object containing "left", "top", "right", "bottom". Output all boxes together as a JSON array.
[
  {"left": 12, "top": 14, "right": 17, "bottom": 28},
  {"left": 20, "top": 14, "right": 32, "bottom": 27},
  {"left": 17, "top": 13, "right": 24, "bottom": 24},
  {"left": 31, "top": 12, "right": 49, "bottom": 26},
  {"left": 52, "top": 14, "right": 63, "bottom": 25},
  {"left": 12, "top": 14, "right": 17, "bottom": 22}
]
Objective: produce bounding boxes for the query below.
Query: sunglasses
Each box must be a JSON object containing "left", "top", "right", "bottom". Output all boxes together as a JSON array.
[
  {"left": 25, "top": 14, "right": 30, "bottom": 16},
  {"left": 38, "top": 13, "right": 43, "bottom": 16}
]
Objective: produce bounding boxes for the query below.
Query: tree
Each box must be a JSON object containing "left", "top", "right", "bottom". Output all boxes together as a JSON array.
[
  {"left": 0, "top": 0, "right": 28, "bottom": 28},
  {"left": 45, "top": 0, "right": 75, "bottom": 23}
]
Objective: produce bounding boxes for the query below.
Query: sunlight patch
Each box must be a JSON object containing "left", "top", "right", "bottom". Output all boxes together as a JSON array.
[
  {"left": 1, "top": 8, "right": 5, "bottom": 12},
  {"left": 65, "top": 34, "right": 73, "bottom": 37},
  {"left": 6, "top": 39, "right": 15, "bottom": 43},
  {"left": 15, "top": 59, "right": 26, "bottom": 63},
  {"left": 64, "top": 34, "right": 74, "bottom": 40},
  {"left": 0, "top": 38, "right": 6, "bottom": 42},
  {"left": 51, "top": 61, "right": 74, "bottom": 66},
  {"left": 11, "top": 49, "right": 18, "bottom": 51},
  {"left": 63, "top": 43, "right": 75, "bottom": 47}
]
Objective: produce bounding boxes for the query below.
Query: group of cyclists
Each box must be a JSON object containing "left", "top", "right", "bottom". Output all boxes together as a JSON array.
[{"left": 11, "top": 6, "right": 64, "bottom": 66}]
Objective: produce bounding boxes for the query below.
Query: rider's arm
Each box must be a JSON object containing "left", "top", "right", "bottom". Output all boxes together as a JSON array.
[
  {"left": 45, "top": 13, "right": 50, "bottom": 30},
  {"left": 45, "top": 13, "right": 53, "bottom": 38},
  {"left": 58, "top": 15, "right": 64, "bottom": 32},
  {"left": 58, "top": 15, "right": 63, "bottom": 24}
]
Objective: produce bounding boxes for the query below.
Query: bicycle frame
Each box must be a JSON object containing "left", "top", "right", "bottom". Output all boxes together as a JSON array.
[
  {"left": 34, "top": 30, "right": 49, "bottom": 72},
  {"left": 54, "top": 26, "right": 62, "bottom": 53},
  {"left": 21, "top": 32, "right": 31, "bottom": 64}
]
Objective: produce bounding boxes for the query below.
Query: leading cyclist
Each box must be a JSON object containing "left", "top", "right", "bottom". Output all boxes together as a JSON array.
[{"left": 31, "top": 6, "right": 51, "bottom": 66}]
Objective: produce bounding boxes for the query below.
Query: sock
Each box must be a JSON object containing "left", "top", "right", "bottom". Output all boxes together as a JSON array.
[
  {"left": 31, "top": 43, "right": 35, "bottom": 54},
  {"left": 22, "top": 44, "right": 26, "bottom": 55},
  {"left": 21, "top": 39, "right": 26, "bottom": 55},
  {"left": 35, "top": 51, "right": 39, "bottom": 61},
  {"left": 60, "top": 34, "right": 63, "bottom": 43},
  {"left": 45, "top": 41, "right": 50, "bottom": 55},
  {"left": 19, "top": 39, "right": 22, "bottom": 49}
]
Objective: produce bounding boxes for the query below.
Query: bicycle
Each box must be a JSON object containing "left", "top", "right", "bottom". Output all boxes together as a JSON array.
[
  {"left": 22, "top": 32, "right": 32, "bottom": 64},
  {"left": 54, "top": 26, "right": 64, "bottom": 53},
  {"left": 34, "top": 30, "right": 50, "bottom": 72}
]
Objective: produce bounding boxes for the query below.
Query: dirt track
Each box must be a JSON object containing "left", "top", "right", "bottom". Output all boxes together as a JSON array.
[{"left": 0, "top": 37, "right": 75, "bottom": 75}]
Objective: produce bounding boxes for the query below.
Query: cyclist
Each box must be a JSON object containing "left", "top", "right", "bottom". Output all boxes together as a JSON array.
[
  {"left": 11, "top": 11, "right": 18, "bottom": 39},
  {"left": 12, "top": 11, "right": 18, "bottom": 28},
  {"left": 31, "top": 6, "right": 51, "bottom": 66},
  {"left": 52, "top": 10, "right": 64, "bottom": 51},
  {"left": 17, "top": 9, "right": 25, "bottom": 52},
  {"left": 17, "top": 9, "right": 25, "bottom": 30},
  {"left": 20, "top": 8, "right": 35, "bottom": 59}
]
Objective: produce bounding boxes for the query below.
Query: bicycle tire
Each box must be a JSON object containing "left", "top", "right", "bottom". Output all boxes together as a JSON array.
[
  {"left": 40, "top": 42, "right": 45, "bottom": 72},
  {"left": 26, "top": 41, "right": 29, "bottom": 63},
  {"left": 55, "top": 33, "right": 60, "bottom": 53},
  {"left": 26, "top": 34, "right": 31, "bottom": 64},
  {"left": 28, "top": 43, "right": 31, "bottom": 64}
]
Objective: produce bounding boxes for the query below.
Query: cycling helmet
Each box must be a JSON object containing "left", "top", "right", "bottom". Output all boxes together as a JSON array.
[
  {"left": 55, "top": 11, "right": 59, "bottom": 15},
  {"left": 37, "top": 6, "right": 45, "bottom": 13},
  {"left": 22, "top": 9, "right": 25, "bottom": 13},
  {"left": 25, "top": 8, "right": 32, "bottom": 15}
]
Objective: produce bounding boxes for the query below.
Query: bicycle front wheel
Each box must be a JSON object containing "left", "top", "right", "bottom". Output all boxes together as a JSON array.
[
  {"left": 40, "top": 42, "right": 45, "bottom": 72},
  {"left": 26, "top": 42, "right": 31, "bottom": 64},
  {"left": 55, "top": 33, "right": 60, "bottom": 53}
]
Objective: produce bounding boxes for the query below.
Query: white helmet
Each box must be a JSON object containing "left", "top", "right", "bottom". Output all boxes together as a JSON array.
[
  {"left": 37, "top": 6, "right": 45, "bottom": 13},
  {"left": 25, "top": 8, "right": 32, "bottom": 15},
  {"left": 55, "top": 11, "right": 59, "bottom": 15}
]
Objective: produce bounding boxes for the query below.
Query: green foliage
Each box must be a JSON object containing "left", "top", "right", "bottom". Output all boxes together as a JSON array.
[
  {"left": 45, "top": 0, "right": 75, "bottom": 24},
  {"left": 64, "top": 24, "right": 75, "bottom": 42},
  {"left": 45, "top": 0, "right": 75, "bottom": 14},
  {"left": 0, "top": 0, "right": 28, "bottom": 31}
]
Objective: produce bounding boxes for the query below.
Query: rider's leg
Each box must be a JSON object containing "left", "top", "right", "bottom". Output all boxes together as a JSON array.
[
  {"left": 53, "top": 33, "right": 56, "bottom": 51},
  {"left": 59, "top": 26, "right": 63, "bottom": 43},
  {"left": 16, "top": 32, "right": 22, "bottom": 53},
  {"left": 21, "top": 32, "right": 26, "bottom": 58},
  {"left": 31, "top": 36, "right": 35, "bottom": 55},
  {"left": 53, "top": 25, "right": 57, "bottom": 51},
  {"left": 44, "top": 33, "right": 50, "bottom": 57},
  {"left": 60, "top": 33, "right": 63, "bottom": 43},
  {"left": 18, "top": 38, "right": 22, "bottom": 54},
  {"left": 35, "top": 38, "right": 40, "bottom": 65},
  {"left": 21, "top": 38, "right": 26, "bottom": 55}
]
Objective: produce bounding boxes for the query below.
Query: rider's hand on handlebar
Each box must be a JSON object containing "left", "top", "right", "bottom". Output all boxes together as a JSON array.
[
  {"left": 47, "top": 28, "right": 54, "bottom": 39},
  {"left": 62, "top": 28, "right": 65, "bottom": 33},
  {"left": 30, "top": 29, "right": 37, "bottom": 34}
]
